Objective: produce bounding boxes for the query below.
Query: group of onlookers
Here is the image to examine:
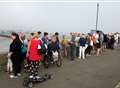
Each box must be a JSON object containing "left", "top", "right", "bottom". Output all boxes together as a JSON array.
[
  {"left": 61, "top": 31, "right": 120, "bottom": 60},
  {"left": 7, "top": 31, "right": 60, "bottom": 79},
  {"left": 6, "top": 31, "right": 120, "bottom": 79}
]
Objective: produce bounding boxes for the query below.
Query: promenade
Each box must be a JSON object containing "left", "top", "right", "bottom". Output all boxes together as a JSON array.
[{"left": 0, "top": 46, "right": 120, "bottom": 88}]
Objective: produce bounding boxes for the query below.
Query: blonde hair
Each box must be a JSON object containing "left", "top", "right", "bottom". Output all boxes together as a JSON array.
[{"left": 33, "top": 32, "right": 39, "bottom": 39}]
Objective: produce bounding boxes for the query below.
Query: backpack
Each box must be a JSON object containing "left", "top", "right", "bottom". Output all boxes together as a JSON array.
[
  {"left": 21, "top": 43, "right": 27, "bottom": 54},
  {"left": 62, "top": 39, "right": 68, "bottom": 46},
  {"left": 38, "top": 39, "right": 48, "bottom": 55}
]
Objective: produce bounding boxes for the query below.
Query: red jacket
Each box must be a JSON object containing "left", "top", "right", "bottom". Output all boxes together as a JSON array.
[{"left": 29, "top": 39, "right": 42, "bottom": 61}]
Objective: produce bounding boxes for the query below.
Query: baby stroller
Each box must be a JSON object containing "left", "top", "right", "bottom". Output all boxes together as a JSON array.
[{"left": 23, "top": 74, "right": 52, "bottom": 88}]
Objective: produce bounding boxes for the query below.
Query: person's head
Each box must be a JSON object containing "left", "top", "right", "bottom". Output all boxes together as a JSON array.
[
  {"left": 81, "top": 34, "right": 85, "bottom": 39},
  {"left": 11, "top": 32, "right": 19, "bottom": 41},
  {"left": 44, "top": 32, "right": 48, "bottom": 39},
  {"left": 37, "top": 31, "right": 41, "bottom": 35},
  {"left": 51, "top": 35, "right": 57, "bottom": 43},
  {"left": 31, "top": 33, "right": 34, "bottom": 36},
  {"left": 28, "top": 32, "right": 34, "bottom": 41},
  {"left": 77, "top": 33, "right": 80, "bottom": 37},
  {"left": 37, "top": 31, "right": 42, "bottom": 38},
  {"left": 96, "top": 31, "right": 100, "bottom": 34},
  {"left": 19, "top": 32, "right": 25, "bottom": 41},
  {"left": 63, "top": 35, "right": 65, "bottom": 39},
  {"left": 33, "top": 32, "right": 39, "bottom": 39},
  {"left": 55, "top": 32, "right": 59, "bottom": 36}
]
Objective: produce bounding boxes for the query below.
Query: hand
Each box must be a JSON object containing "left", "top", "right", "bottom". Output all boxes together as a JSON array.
[
  {"left": 26, "top": 53, "right": 29, "bottom": 58},
  {"left": 7, "top": 52, "right": 12, "bottom": 58}
]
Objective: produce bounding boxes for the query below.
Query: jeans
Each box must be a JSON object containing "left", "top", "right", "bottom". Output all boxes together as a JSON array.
[
  {"left": 11, "top": 52, "right": 21, "bottom": 76},
  {"left": 70, "top": 44, "right": 76, "bottom": 60},
  {"left": 79, "top": 46, "right": 86, "bottom": 59}
]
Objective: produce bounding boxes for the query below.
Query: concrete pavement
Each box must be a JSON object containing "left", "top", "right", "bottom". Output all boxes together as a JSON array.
[{"left": 0, "top": 47, "right": 120, "bottom": 88}]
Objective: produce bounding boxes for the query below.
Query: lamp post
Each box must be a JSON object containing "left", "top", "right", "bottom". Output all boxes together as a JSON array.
[{"left": 96, "top": 3, "right": 99, "bottom": 30}]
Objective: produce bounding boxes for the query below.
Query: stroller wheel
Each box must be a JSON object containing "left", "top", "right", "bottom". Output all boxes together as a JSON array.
[
  {"left": 23, "top": 77, "right": 33, "bottom": 88},
  {"left": 56, "top": 58, "right": 62, "bottom": 67},
  {"left": 43, "top": 61, "right": 49, "bottom": 68},
  {"left": 23, "top": 77, "right": 29, "bottom": 87},
  {"left": 28, "top": 82, "right": 33, "bottom": 88},
  {"left": 43, "top": 55, "right": 49, "bottom": 68}
]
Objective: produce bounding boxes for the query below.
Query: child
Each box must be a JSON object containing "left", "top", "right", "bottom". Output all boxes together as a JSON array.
[{"left": 6, "top": 52, "right": 13, "bottom": 73}]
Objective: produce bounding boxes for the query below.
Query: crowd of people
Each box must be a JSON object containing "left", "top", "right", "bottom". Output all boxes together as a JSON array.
[{"left": 6, "top": 31, "right": 120, "bottom": 79}]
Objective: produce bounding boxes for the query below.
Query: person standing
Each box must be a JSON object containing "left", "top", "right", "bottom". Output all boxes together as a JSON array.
[
  {"left": 62, "top": 35, "right": 68, "bottom": 57},
  {"left": 109, "top": 35, "right": 115, "bottom": 49},
  {"left": 55, "top": 32, "right": 60, "bottom": 44},
  {"left": 75, "top": 34, "right": 80, "bottom": 58},
  {"left": 78, "top": 34, "right": 87, "bottom": 59},
  {"left": 99, "top": 32, "right": 104, "bottom": 53},
  {"left": 94, "top": 31, "right": 101, "bottom": 56},
  {"left": 27, "top": 32, "right": 42, "bottom": 78},
  {"left": 114, "top": 33, "right": 119, "bottom": 48},
  {"left": 69, "top": 34, "right": 76, "bottom": 60},
  {"left": 19, "top": 32, "right": 27, "bottom": 75},
  {"left": 9, "top": 32, "right": 22, "bottom": 78},
  {"left": 85, "top": 34, "right": 94, "bottom": 56},
  {"left": 42, "top": 32, "right": 49, "bottom": 45}
]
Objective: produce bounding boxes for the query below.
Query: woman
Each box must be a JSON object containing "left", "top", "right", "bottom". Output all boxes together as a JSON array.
[
  {"left": 78, "top": 35, "right": 87, "bottom": 59},
  {"left": 24, "top": 33, "right": 35, "bottom": 72},
  {"left": 49, "top": 35, "right": 60, "bottom": 50},
  {"left": 62, "top": 35, "right": 68, "bottom": 57},
  {"left": 94, "top": 31, "right": 101, "bottom": 56},
  {"left": 85, "top": 35, "right": 93, "bottom": 56},
  {"left": 48, "top": 35, "right": 60, "bottom": 62},
  {"left": 27, "top": 32, "right": 42, "bottom": 78},
  {"left": 19, "top": 32, "right": 27, "bottom": 73},
  {"left": 9, "top": 32, "right": 22, "bottom": 78}
]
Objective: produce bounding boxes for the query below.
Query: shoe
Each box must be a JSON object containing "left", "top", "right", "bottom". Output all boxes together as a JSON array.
[
  {"left": 9, "top": 75, "right": 18, "bottom": 79},
  {"left": 50, "top": 61, "right": 54, "bottom": 64},
  {"left": 17, "top": 73, "right": 21, "bottom": 77},
  {"left": 29, "top": 75, "right": 34, "bottom": 79},
  {"left": 35, "top": 76, "right": 41, "bottom": 79},
  {"left": 86, "top": 54, "right": 91, "bottom": 56},
  {"left": 78, "top": 57, "right": 81, "bottom": 59},
  {"left": 82, "top": 58, "right": 85, "bottom": 60},
  {"left": 71, "top": 58, "right": 74, "bottom": 61}
]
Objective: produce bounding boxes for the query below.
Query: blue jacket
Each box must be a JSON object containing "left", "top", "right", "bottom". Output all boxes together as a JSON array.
[
  {"left": 79, "top": 38, "right": 86, "bottom": 46},
  {"left": 48, "top": 42, "right": 60, "bottom": 52}
]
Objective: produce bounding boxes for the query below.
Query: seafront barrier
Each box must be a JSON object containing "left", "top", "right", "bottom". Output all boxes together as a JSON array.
[{"left": 0, "top": 34, "right": 10, "bottom": 38}]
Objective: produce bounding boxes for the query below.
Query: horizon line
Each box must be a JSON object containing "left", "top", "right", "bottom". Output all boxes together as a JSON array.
[{"left": 0, "top": 1, "right": 120, "bottom": 3}]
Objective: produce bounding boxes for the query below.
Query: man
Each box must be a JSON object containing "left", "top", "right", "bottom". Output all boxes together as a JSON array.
[
  {"left": 69, "top": 34, "right": 76, "bottom": 60},
  {"left": 42, "top": 32, "right": 49, "bottom": 45},
  {"left": 99, "top": 32, "right": 104, "bottom": 53},
  {"left": 114, "top": 33, "right": 119, "bottom": 48},
  {"left": 55, "top": 32, "right": 60, "bottom": 44}
]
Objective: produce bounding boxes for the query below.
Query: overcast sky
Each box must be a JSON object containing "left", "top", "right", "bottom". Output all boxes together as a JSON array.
[{"left": 0, "top": 0, "right": 120, "bottom": 33}]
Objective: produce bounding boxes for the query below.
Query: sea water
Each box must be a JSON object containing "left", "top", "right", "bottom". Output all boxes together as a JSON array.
[{"left": 0, "top": 37, "right": 11, "bottom": 53}]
